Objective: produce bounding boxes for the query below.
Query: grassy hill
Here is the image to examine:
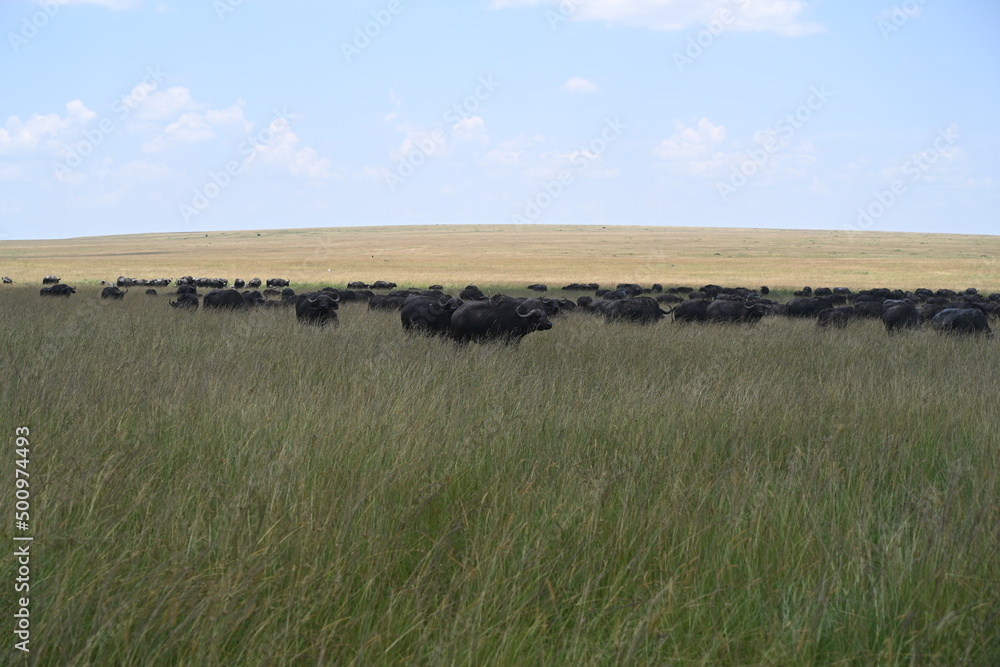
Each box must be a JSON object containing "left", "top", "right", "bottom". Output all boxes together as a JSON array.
[{"left": 3, "top": 224, "right": 999, "bottom": 291}]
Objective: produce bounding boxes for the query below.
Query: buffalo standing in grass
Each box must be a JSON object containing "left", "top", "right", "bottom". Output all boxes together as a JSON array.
[
  {"left": 42, "top": 275, "right": 60, "bottom": 285},
  {"left": 706, "top": 300, "right": 768, "bottom": 324},
  {"left": 266, "top": 278, "right": 290, "bottom": 288},
  {"left": 203, "top": 289, "right": 247, "bottom": 310},
  {"left": 786, "top": 296, "right": 835, "bottom": 317},
  {"left": 450, "top": 300, "right": 552, "bottom": 344},
  {"left": 817, "top": 307, "right": 852, "bottom": 328},
  {"left": 460, "top": 285, "right": 487, "bottom": 301},
  {"left": 881, "top": 304, "right": 920, "bottom": 333},
  {"left": 170, "top": 294, "right": 199, "bottom": 309},
  {"left": 40, "top": 284, "right": 74, "bottom": 297},
  {"left": 101, "top": 286, "right": 127, "bottom": 299},
  {"left": 932, "top": 309, "right": 992, "bottom": 336},
  {"left": 401, "top": 296, "right": 464, "bottom": 335},
  {"left": 369, "top": 294, "right": 409, "bottom": 311},
  {"left": 603, "top": 296, "right": 670, "bottom": 324},
  {"left": 2, "top": 276, "right": 12, "bottom": 284},
  {"left": 671, "top": 299, "right": 709, "bottom": 322},
  {"left": 296, "top": 292, "right": 340, "bottom": 326}
]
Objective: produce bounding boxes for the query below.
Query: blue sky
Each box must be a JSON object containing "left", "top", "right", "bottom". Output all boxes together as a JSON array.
[{"left": 1, "top": 0, "right": 997, "bottom": 240}]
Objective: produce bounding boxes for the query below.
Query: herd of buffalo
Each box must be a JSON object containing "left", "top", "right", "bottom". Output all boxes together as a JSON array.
[{"left": 20, "top": 274, "right": 999, "bottom": 342}]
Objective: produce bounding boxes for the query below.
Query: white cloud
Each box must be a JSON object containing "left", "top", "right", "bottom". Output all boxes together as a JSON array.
[
  {"left": 0, "top": 100, "right": 97, "bottom": 155},
  {"left": 654, "top": 116, "right": 822, "bottom": 185},
  {"left": 389, "top": 128, "right": 448, "bottom": 163},
  {"left": 490, "top": 0, "right": 823, "bottom": 36},
  {"left": 451, "top": 115, "right": 488, "bottom": 144},
  {"left": 134, "top": 86, "right": 201, "bottom": 122},
  {"left": 562, "top": 77, "right": 599, "bottom": 94},
  {"left": 252, "top": 119, "right": 341, "bottom": 181},
  {"left": 654, "top": 118, "right": 728, "bottom": 171},
  {"left": 481, "top": 149, "right": 523, "bottom": 167},
  {"left": 141, "top": 100, "right": 250, "bottom": 152}
]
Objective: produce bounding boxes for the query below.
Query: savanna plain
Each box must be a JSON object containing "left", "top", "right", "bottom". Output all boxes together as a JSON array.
[{"left": 2, "top": 225, "right": 998, "bottom": 665}]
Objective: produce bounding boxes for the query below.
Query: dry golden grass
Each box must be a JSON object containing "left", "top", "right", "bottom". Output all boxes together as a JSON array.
[{"left": 3, "top": 224, "right": 999, "bottom": 290}]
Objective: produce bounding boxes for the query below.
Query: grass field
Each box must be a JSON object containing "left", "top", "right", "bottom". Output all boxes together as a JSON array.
[
  {"left": 2, "top": 225, "right": 999, "bottom": 664},
  {"left": 4, "top": 224, "right": 1000, "bottom": 291}
]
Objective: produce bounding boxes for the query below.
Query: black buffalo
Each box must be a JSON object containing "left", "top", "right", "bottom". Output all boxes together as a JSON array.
[
  {"left": 617, "top": 283, "right": 645, "bottom": 296},
  {"left": 371, "top": 280, "right": 397, "bottom": 290},
  {"left": 932, "top": 309, "right": 992, "bottom": 336},
  {"left": 656, "top": 293, "right": 684, "bottom": 305},
  {"left": 706, "top": 300, "right": 768, "bottom": 323},
  {"left": 852, "top": 301, "right": 883, "bottom": 319},
  {"left": 602, "top": 296, "right": 669, "bottom": 324},
  {"left": 450, "top": 300, "right": 552, "bottom": 343},
  {"left": 881, "top": 304, "right": 920, "bottom": 333},
  {"left": 233, "top": 278, "right": 245, "bottom": 289},
  {"left": 266, "top": 278, "right": 290, "bottom": 288},
  {"left": 42, "top": 275, "right": 60, "bottom": 284},
  {"left": 170, "top": 293, "right": 199, "bottom": 309},
  {"left": 101, "top": 286, "right": 127, "bottom": 299},
  {"left": 671, "top": 300, "right": 709, "bottom": 322},
  {"left": 369, "top": 294, "right": 409, "bottom": 311},
  {"left": 203, "top": 289, "right": 247, "bottom": 310},
  {"left": 145, "top": 289, "right": 158, "bottom": 296},
  {"left": 247, "top": 278, "right": 262, "bottom": 288},
  {"left": 242, "top": 291, "right": 265, "bottom": 305},
  {"left": 2, "top": 276, "right": 11, "bottom": 284},
  {"left": 401, "top": 296, "right": 463, "bottom": 335},
  {"left": 816, "top": 307, "right": 852, "bottom": 328},
  {"left": 194, "top": 277, "right": 227, "bottom": 289},
  {"left": 516, "top": 297, "right": 562, "bottom": 318},
  {"left": 785, "top": 296, "right": 835, "bottom": 317},
  {"left": 460, "top": 285, "right": 487, "bottom": 301},
  {"left": 527, "top": 284, "right": 548, "bottom": 292},
  {"left": 296, "top": 292, "right": 340, "bottom": 326},
  {"left": 40, "top": 283, "right": 75, "bottom": 296}
]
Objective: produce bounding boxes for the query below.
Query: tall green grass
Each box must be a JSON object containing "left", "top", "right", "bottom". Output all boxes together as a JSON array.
[{"left": 2, "top": 287, "right": 998, "bottom": 664}]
